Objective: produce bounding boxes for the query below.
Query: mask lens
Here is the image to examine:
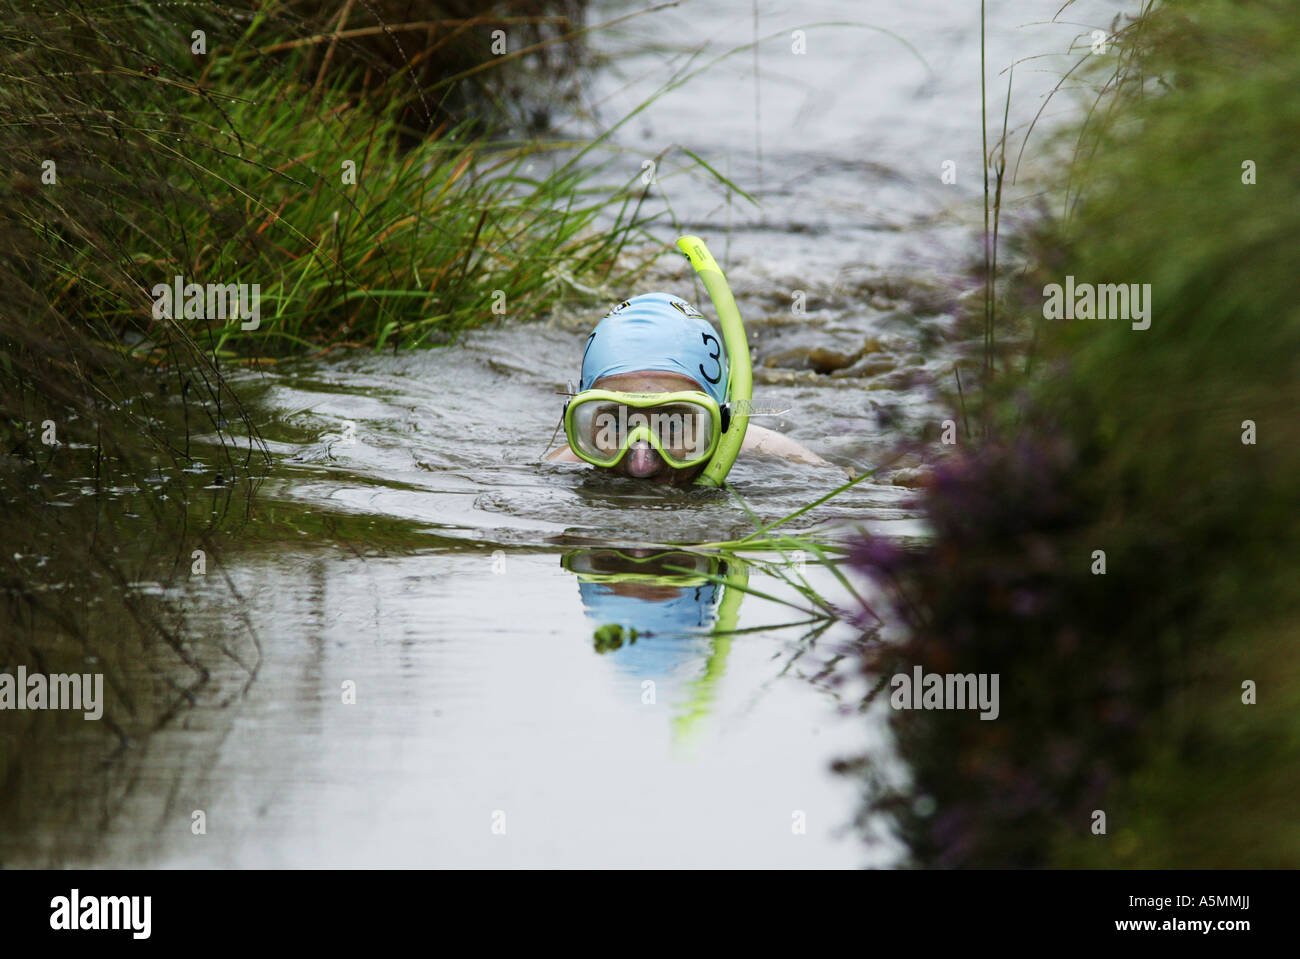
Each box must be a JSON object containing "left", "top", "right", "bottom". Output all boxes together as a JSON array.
[
  {"left": 570, "top": 401, "right": 624, "bottom": 463},
  {"left": 568, "top": 395, "right": 718, "bottom": 467},
  {"left": 643, "top": 403, "right": 714, "bottom": 464}
]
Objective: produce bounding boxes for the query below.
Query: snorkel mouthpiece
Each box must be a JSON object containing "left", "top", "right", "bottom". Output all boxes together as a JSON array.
[{"left": 675, "top": 236, "right": 752, "bottom": 488}]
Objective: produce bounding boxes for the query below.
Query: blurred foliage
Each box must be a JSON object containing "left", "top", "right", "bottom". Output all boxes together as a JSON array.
[{"left": 845, "top": 0, "right": 1300, "bottom": 866}]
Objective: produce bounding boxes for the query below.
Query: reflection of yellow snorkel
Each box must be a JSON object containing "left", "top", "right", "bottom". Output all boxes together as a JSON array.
[
  {"left": 672, "top": 557, "right": 748, "bottom": 744},
  {"left": 676, "top": 236, "right": 752, "bottom": 488}
]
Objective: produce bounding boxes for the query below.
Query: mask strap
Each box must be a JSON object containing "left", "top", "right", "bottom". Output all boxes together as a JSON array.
[{"left": 541, "top": 400, "right": 569, "bottom": 462}]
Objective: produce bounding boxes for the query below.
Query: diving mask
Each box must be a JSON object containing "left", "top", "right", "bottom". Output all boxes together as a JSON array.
[{"left": 564, "top": 389, "right": 726, "bottom": 469}]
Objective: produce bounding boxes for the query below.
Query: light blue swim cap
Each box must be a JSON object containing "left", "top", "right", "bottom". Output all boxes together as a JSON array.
[{"left": 579, "top": 292, "right": 729, "bottom": 406}]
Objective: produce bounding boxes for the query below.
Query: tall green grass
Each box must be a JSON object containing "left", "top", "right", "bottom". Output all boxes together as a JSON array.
[
  {"left": 5, "top": 1, "right": 661, "bottom": 358},
  {"left": 1028, "top": 0, "right": 1300, "bottom": 866},
  {"left": 843, "top": 0, "right": 1300, "bottom": 866}
]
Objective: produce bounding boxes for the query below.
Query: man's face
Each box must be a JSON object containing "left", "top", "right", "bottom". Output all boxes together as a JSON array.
[{"left": 589, "top": 371, "right": 710, "bottom": 486}]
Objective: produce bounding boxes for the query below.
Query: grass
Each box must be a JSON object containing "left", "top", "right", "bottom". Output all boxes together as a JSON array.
[
  {"left": 0, "top": 0, "right": 629, "bottom": 594},
  {"left": 5, "top": 2, "right": 668, "bottom": 360},
  {"left": 840, "top": 0, "right": 1300, "bottom": 866}
]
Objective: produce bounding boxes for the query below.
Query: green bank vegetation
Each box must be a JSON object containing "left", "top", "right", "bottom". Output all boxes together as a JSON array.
[{"left": 843, "top": 0, "right": 1300, "bottom": 866}]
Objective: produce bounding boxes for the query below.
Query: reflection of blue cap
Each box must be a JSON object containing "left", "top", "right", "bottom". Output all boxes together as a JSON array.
[
  {"left": 580, "top": 292, "right": 729, "bottom": 406},
  {"left": 578, "top": 580, "right": 719, "bottom": 679}
]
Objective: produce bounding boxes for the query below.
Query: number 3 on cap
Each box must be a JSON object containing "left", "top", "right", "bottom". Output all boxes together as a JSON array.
[{"left": 698, "top": 332, "right": 722, "bottom": 385}]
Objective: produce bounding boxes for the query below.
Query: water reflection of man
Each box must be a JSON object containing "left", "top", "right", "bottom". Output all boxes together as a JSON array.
[{"left": 563, "top": 548, "right": 725, "bottom": 679}]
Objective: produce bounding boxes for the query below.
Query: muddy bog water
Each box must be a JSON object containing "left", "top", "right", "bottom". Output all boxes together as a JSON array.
[{"left": 2, "top": 0, "right": 1119, "bottom": 867}]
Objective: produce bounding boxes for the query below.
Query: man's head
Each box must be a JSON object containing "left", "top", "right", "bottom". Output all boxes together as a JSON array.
[{"left": 570, "top": 293, "right": 729, "bottom": 485}]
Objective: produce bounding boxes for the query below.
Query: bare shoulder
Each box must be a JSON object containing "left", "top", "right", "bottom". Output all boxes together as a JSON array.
[
  {"left": 545, "top": 444, "right": 584, "bottom": 462},
  {"left": 740, "top": 424, "right": 834, "bottom": 466}
]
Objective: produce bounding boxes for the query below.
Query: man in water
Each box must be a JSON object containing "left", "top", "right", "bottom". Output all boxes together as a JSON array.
[{"left": 546, "top": 292, "right": 832, "bottom": 485}]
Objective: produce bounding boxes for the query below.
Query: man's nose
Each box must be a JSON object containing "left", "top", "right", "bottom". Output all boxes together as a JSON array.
[{"left": 625, "top": 440, "right": 661, "bottom": 477}]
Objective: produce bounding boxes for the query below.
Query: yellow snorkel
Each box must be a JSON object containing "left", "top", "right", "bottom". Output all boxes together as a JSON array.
[{"left": 675, "top": 235, "right": 752, "bottom": 488}]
